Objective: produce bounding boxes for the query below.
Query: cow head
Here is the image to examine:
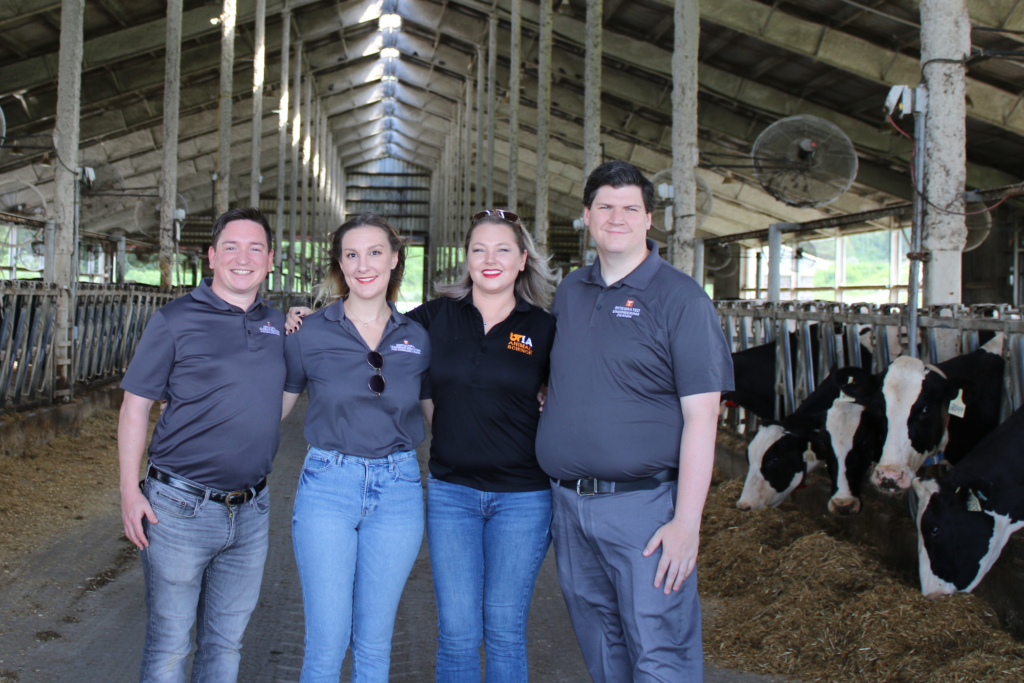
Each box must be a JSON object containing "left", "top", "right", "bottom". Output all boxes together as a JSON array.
[
  {"left": 737, "top": 423, "right": 824, "bottom": 510},
  {"left": 870, "top": 357, "right": 964, "bottom": 491},
  {"left": 913, "top": 478, "right": 1003, "bottom": 599},
  {"left": 824, "top": 402, "right": 882, "bottom": 515}
]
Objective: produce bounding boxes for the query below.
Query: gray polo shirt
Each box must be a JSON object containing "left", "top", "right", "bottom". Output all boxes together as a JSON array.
[
  {"left": 284, "top": 299, "right": 430, "bottom": 458},
  {"left": 536, "top": 240, "right": 734, "bottom": 481},
  {"left": 120, "top": 278, "right": 287, "bottom": 490}
]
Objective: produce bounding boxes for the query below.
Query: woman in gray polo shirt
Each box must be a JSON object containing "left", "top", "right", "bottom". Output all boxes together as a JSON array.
[{"left": 281, "top": 213, "right": 430, "bottom": 683}]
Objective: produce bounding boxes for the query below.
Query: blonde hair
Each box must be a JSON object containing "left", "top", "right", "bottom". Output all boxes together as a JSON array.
[
  {"left": 435, "top": 213, "right": 556, "bottom": 309},
  {"left": 314, "top": 213, "right": 406, "bottom": 307}
]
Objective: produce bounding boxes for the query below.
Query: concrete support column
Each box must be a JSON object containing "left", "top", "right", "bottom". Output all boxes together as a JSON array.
[
  {"left": 52, "top": 0, "right": 85, "bottom": 397},
  {"left": 669, "top": 0, "right": 699, "bottom": 273},
  {"left": 318, "top": 107, "right": 328, "bottom": 256},
  {"left": 300, "top": 74, "right": 312, "bottom": 289},
  {"left": 453, "top": 104, "right": 463, "bottom": 259},
  {"left": 217, "top": 0, "right": 237, "bottom": 214},
  {"left": 428, "top": 171, "right": 438, "bottom": 288},
  {"left": 475, "top": 48, "right": 485, "bottom": 211},
  {"left": 534, "top": 0, "right": 553, "bottom": 250},
  {"left": 508, "top": 0, "right": 522, "bottom": 212},
  {"left": 462, "top": 81, "right": 473, "bottom": 233},
  {"left": 486, "top": 14, "right": 497, "bottom": 208},
  {"left": 159, "top": 0, "right": 184, "bottom": 290},
  {"left": 273, "top": 6, "right": 291, "bottom": 291},
  {"left": 287, "top": 42, "right": 302, "bottom": 292},
  {"left": 920, "top": 0, "right": 969, "bottom": 315},
  {"left": 249, "top": 0, "right": 267, "bottom": 206},
  {"left": 583, "top": 0, "right": 602, "bottom": 177}
]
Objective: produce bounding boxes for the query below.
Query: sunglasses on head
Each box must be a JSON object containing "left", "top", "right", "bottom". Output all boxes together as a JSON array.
[
  {"left": 472, "top": 209, "right": 521, "bottom": 226},
  {"left": 367, "top": 351, "right": 385, "bottom": 396}
]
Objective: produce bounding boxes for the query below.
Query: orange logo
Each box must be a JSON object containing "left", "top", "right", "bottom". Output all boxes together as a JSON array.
[
  {"left": 626, "top": 299, "right": 635, "bottom": 307},
  {"left": 508, "top": 332, "right": 534, "bottom": 355}
]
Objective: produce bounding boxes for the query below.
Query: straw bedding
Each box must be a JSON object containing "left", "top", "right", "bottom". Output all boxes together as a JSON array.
[{"left": 700, "top": 475, "right": 1024, "bottom": 682}]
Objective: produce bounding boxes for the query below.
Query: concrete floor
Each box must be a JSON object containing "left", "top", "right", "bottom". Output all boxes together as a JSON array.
[{"left": 0, "top": 398, "right": 788, "bottom": 683}]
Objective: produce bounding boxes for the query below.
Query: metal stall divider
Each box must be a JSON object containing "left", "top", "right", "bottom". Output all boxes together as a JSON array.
[{"left": 713, "top": 300, "right": 1024, "bottom": 441}]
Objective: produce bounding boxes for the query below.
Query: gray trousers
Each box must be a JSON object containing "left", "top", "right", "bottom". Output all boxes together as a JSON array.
[{"left": 550, "top": 481, "right": 702, "bottom": 683}]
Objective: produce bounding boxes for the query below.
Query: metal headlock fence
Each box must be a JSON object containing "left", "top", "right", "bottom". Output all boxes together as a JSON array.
[
  {"left": 1, "top": 281, "right": 183, "bottom": 412},
  {"left": 713, "top": 300, "right": 1024, "bottom": 432}
]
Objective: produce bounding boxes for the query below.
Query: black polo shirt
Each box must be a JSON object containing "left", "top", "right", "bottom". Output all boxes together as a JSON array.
[
  {"left": 536, "top": 240, "right": 734, "bottom": 481},
  {"left": 120, "top": 278, "right": 287, "bottom": 491},
  {"left": 284, "top": 299, "right": 430, "bottom": 458},
  {"left": 406, "top": 294, "right": 555, "bottom": 492}
]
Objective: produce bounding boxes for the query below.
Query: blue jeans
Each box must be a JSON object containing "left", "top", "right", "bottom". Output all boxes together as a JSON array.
[
  {"left": 427, "top": 475, "right": 552, "bottom": 683},
  {"left": 292, "top": 447, "right": 425, "bottom": 683},
  {"left": 138, "top": 476, "right": 270, "bottom": 683}
]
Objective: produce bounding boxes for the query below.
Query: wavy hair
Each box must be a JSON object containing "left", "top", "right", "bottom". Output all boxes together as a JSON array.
[
  {"left": 435, "top": 212, "right": 556, "bottom": 310},
  {"left": 314, "top": 213, "right": 406, "bottom": 307}
]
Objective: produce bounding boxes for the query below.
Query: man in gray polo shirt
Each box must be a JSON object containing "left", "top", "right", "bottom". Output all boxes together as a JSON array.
[
  {"left": 536, "top": 161, "right": 734, "bottom": 682},
  {"left": 118, "top": 207, "right": 285, "bottom": 683}
]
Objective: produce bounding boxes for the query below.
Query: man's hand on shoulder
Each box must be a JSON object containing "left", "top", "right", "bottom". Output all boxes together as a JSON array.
[
  {"left": 643, "top": 516, "right": 699, "bottom": 595},
  {"left": 121, "top": 486, "right": 158, "bottom": 550}
]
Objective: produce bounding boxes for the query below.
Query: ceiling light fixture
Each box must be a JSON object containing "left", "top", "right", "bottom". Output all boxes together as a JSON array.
[
  {"left": 379, "top": 14, "right": 402, "bottom": 31},
  {"left": 380, "top": 47, "right": 400, "bottom": 59}
]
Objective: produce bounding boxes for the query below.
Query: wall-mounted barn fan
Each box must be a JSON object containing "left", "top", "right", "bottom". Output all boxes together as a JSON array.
[
  {"left": 705, "top": 243, "right": 737, "bottom": 277},
  {"left": 79, "top": 160, "right": 128, "bottom": 224},
  {"left": 0, "top": 178, "right": 48, "bottom": 220},
  {"left": 648, "top": 168, "right": 713, "bottom": 231},
  {"left": 963, "top": 202, "right": 992, "bottom": 253},
  {"left": 750, "top": 115, "right": 859, "bottom": 208},
  {"left": 0, "top": 104, "right": 6, "bottom": 147},
  {"left": 135, "top": 193, "right": 189, "bottom": 236}
]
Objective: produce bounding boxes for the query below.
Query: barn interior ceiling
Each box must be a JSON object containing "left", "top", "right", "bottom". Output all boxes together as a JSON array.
[{"left": 1, "top": 0, "right": 1023, "bottom": 255}]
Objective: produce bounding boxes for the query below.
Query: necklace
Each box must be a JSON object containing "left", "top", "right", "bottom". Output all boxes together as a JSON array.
[
  {"left": 345, "top": 303, "right": 390, "bottom": 328},
  {"left": 480, "top": 300, "right": 515, "bottom": 331}
]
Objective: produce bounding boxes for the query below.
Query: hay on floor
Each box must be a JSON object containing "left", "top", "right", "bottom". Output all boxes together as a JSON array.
[{"left": 700, "top": 476, "right": 1024, "bottom": 683}]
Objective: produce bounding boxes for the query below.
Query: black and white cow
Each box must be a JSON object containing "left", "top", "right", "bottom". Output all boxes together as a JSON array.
[
  {"left": 821, "top": 400, "right": 884, "bottom": 514},
  {"left": 737, "top": 376, "right": 884, "bottom": 514},
  {"left": 912, "top": 403, "right": 1024, "bottom": 598},
  {"left": 839, "top": 345, "right": 1004, "bottom": 491}
]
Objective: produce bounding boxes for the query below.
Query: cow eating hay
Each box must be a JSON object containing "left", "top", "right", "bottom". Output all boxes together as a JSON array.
[{"left": 701, "top": 475, "right": 1024, "bottom": 682}]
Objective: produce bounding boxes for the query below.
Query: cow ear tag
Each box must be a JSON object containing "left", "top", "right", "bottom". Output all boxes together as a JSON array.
[
  {"left": 949, "top": 390, "right": 966, "bottom": 418},
  {"left": 966, "top": 490, "right": 982, "bottom": 512},
  {"left": 836, "top": 391, "right": 856, "bottom": 403},
  {"left": 803, "top": 444, "right": 816, "bottom": 463}
]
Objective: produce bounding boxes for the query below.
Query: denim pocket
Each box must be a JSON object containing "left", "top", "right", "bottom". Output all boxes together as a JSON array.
[
  {"left": 393, "top": 456, "right": 422, "bottom": 484},
  {"left": 302, "top": 450, "right": 334, "bottom": 475},
  {"left": 253, "top": 488, "right": 271, "bottom": 515},
  {"left": 147, "top": 485, "right": 201, "bottom": 519}
]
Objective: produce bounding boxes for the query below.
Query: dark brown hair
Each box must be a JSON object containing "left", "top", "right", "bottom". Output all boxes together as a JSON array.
[{"left": 315, "top": 213, "right": 406, "bottom": 306}]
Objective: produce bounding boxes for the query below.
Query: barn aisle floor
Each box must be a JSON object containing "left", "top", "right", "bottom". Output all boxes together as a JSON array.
[{"left": 0, "top": 397, "right": 787, "bottom": 683}]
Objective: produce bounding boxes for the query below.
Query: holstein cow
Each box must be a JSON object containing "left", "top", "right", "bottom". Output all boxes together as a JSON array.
[
  {"left": 840, "top": 347, "right": 1004, "bottom": 491},
  {"left": 912, "top": 404, "right": 1024, "bottom": 598},
  {"left": 821, "top": 400, "right": 884, "bottom": 514},
  {"left": 738, "top": 370, "right": 869, "bottom": 511}
]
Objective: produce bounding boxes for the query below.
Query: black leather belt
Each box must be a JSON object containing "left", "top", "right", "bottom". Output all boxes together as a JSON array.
[
  {"left": 555, "top": 468, "right": 678, "bottom": 496},
  {"left": 145, "top": 468, "right": 267, "bottom": 506}
]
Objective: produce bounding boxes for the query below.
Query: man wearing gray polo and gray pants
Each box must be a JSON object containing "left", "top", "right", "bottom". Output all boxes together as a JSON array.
[
  {"left": 536, "top": 161, "right": 734, "bottom": 682},
  {"left": 118, "top": 208, "right": 285, "bottom": 683}
]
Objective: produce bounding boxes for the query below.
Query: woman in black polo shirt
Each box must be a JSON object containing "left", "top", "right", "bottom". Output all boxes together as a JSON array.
[
  {"left": 288, "top": 209, "right": 555, "bottom": 683},
  {"left": 407, "top": 210, "right": 556, "bottom": 683},
  {"left": 281, "top": 213, "right": 430, "bottom": 683}
]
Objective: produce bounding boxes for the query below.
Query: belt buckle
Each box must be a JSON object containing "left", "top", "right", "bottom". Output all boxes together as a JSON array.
[
  {"left": 576, "top": 478, "right": 597, "bottom": 496},
  {"left": 224, "top": 491, "right": 248, "bottom": 506}
]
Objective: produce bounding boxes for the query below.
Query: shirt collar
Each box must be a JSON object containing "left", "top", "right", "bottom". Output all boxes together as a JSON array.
[
  {"left": 324, "top": 298, "right": 409, "bottom": 329},
  {"left": 190, "top": 277, "right": 269, "bottom": 314},
  {"left": 583, "top": 239, "right": 663, "bottom": 291},
  {"left": 457, "top": 291, "right": 531, "bottom": 313}
]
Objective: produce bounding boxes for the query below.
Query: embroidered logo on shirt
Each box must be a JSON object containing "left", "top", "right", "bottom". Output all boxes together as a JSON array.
[
  {"left": 259, "top": 322, "right": 282, "bottom": 335},
  {"left": 390, "top": 340, "right": 422, "bottom": 355},
  {"left": 612, "top": 300, "right": 641, "bottom": 319},
  {"left": 508, "top": 333, "right": 534, "bottom": 355}
]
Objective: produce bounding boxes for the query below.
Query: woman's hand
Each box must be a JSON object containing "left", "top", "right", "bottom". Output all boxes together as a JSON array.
[{"left": 286, "top": 306, "right": 314, "bottom": 334}]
